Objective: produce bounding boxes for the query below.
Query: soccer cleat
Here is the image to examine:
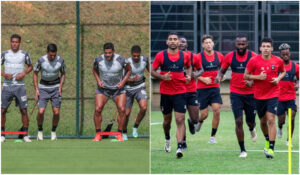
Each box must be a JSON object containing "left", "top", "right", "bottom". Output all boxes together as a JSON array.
[
  {"left": 116, "top": 134, "right": 123, "bottom": 141},
  {"left": 208, "top": 137, "right": 217, "bottom": 144},
  {"left": 132, "top": 128, "right": 138, "bottom": 138},
  {"left": 250, "top": 128, "right": 257, "bottom": 142},
  {"left": 176, "top": 148, "right": 183, "bottom": 158},
  {"left": 23, "top": 136, "right": 32, "bottom": 142},
  {"left": 277, "top": 127, "right": 282, "bottom": 138},
  {"left": 239, "top": 151, "right": 248, "bottom": 158},
  {"left": 194, "top": 122, "right": 201, "bottom": 132},
  {"left": 37, "top": 131, "right": 43, "bottom": 141},
  {"left": 165, "top": 139, "right": 171, "bottom": 153},
  {"left": 187, "top": 118, "right": 195, "bottom": 135},
  {"left": 122, "top": 133, "right": 128, "bottom": 141},
  {"left": 286, "top": 140, "right": 293, "bottom": 147},
  {"left": 93, "top": 133, "right": 102, "bottom": 141},
  {"left": 182, "top": 142, "right": 187, "bottom": 151},
  {"left": 265, "top": 149, "right": 274, "bottom": 159},
  {"left": 264, "top": 141, "right": 270, "bottom": 155},
  {"left": 51, "top": 132, "right": 57, "bottom": 141},
  {"left": 1, "top": 136, "right": 5, "bottom": 143}
]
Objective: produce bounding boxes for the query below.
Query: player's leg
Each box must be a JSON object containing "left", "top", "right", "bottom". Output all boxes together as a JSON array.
[
  {"left": 285, "top": 100, "right": 297, "bottom": 146},
  {"left": 186, "top": 92, "right": 200, "bottom": 135},
  {"left": 1, "top": 108, "right": 7, "bottom": 142},
  {"left": 198, "top": 89, "right": 209, "bottom": 128},
  {"left": 132, "top": 87, "right": 148, "bottom": 138},
  {"left": 244, "top": 94, "right": 257, "bottom": 142},
  {"left": 209, "top": 87, "right": 223, "bottom": 143},
  {"left": 114, "top": 93, "right": 127, "bottom": 134},
  {"left": 160, "top": 94, "right": 173, "bottom": 153},
  {"left": 122, "top": 90, "right": 134, "bottom": 140},
  {"left": 93, "top": 93, "right": 108, "bottom": 141},
  {"left": 1, "top": 86, "right": 14, "bottom": 142},
  {"left": 50, "top": 87, "right": 62, "bottom": 141},
  {"left": 276, "top": 101, "right": 286, "bottom": 138},
  {"left": 36, "top": 88, "right": 50, "bottom": 141}
]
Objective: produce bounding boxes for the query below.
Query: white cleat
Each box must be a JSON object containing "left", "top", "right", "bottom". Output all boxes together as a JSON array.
[
  {"left": 176, "top": 148, "right": 183, "bottom": 158},
  {"left": 51, "top": 131, "right": 57, "bottom": 141},
  {"left": 286, "top": 141, "right": 293, "bottom": 147},
  {"left": 194, "top": 122, "right": 201, "bottom": 132},
  {"left": 1, "top": 136, "right": 5, "bottom": 143},
  {"left": 208, "top": 137, "right": 217, "bottom": 144},
  {"left": 250, "top": 128, "right": 257, "bottom": 142},
  {"left": 277, "top": 127, "right": 282, "bottom": 138},
  {"left": 23, "top": 136, "right": 32, "bottom": 142},
  {"left": 239, "top": 151, "right": 248, "bottom": 158},
  {"left": 165, "top": 139, "right": 171, "bottom": 152},
  {"left": 132, "top": 127, "right": 138, "bottom": 138},
  {"left": 37, "top": 131, "right": 43, "bottom": 141}
]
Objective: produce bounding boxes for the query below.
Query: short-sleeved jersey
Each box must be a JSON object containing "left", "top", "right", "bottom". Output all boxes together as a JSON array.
[
  {"left": 125, "top": 56, "right": 148, "bottom": 90},
  {"left": 278, "top": 61, "right": 299, "bottom": 101},
  {"left": 152, "top": 50, "right": 191, "bottom": 95},
  {"left": 34, "top": 55, "right": 66, "bottom": 88},
  {"left": 222, "top": 50, "right": 257, "bottom": 94},
  {"left": 184, "top": 51, "right": 201, "bottom": 93},
  {"left": 196, "top": 51, "right": 224, "bottom": 89},
  {"left": 1, "top": 49, "right": 32, "bottom": 86},
  {"left": 94, "top": 54, "right": 128, "bottom": 90},
  {"left": 246, "top": 54, "right": 285, "bottom": 100}
]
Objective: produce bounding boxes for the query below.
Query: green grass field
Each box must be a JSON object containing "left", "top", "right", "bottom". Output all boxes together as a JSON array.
[
  {"left": 2, "top": 138, "right": 149, "bottom": 174},
  {"left": 151, "top": 110, "right": 299, "bottom": 174}
]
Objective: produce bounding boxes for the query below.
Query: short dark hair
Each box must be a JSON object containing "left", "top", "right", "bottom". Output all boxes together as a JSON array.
[
  {"left": 178, "top": 36, "right": 187, "bottom": 40},
  {"left": 47, "top": 43, "right": 57, "bottom": 52},
  {"left": 236, "top": 33, "right": 248, "bottom": 40},
  {"left": 167, "top": 32, "right": 178, "bottom": 38},
  {"left": 11, "top": 34, "right": 21, "bottom": 42},
  {"left": 103, "top": 42, "right": 114, "bottom": 50},
  {"left": 131, "top": 45, "right": 141, "bottom": 53},
  {"left": 261, "top": 37, "right": 273, "bottom": 46},
  {"left": 202, "top": 34, "right": 213, "bottom": 43}
]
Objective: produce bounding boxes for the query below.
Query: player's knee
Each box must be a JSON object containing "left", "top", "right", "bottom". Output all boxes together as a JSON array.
[
  {"left": 95, "top": 106, "right": 103, "bottom": 114},
  {"left": 175, "top": 117, "right": 185, "bottom": 125},
  {"left": 20, "top": 109, "right": 27, "bottom": 116},
  {"left": 235, "top": 118, "right": 243, "bottom": 127},
  {"left": 140, "top": 105, "right": 147, "bottom": 113},
  {"left": 1, "top": 109, "right": 7, "bottom": 116},
  {"left": 53, "top": 110, "right": 60, "bottom": 116},
  {"left": 118, "top": 106, "right": 126, "bottom": 115},
  {"left": 38, "top": 109, "right": 45, "bottom": 115},
  {"left": 267, "top": 118, "right": 275, "bottom": 126}
]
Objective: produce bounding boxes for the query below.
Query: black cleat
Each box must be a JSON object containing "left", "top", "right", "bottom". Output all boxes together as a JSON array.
[{"left": 187, "top": 118, "right": 195, "bottom": 135}]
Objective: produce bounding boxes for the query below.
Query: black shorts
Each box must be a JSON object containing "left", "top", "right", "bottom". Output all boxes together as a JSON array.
[
  {"left": 186, "top": 92, "right": 199, "bottom": 106},
  {"left": 230, "top": 92, "right": 256, "bottom": 123},
  {"left": 197, "top": 87, "right": 223, "bottom": 110},
  {"left": 160, "top": 93, "right": 187, "bottom": 114},
  {"left": 255, "top": 97, "right": 278, "bottom": 118},
  {"left": 277, "top": 99, "right": 297, "bottom": 116}
]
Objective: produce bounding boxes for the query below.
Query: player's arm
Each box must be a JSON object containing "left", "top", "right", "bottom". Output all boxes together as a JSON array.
[
  {"left": 92, "top": 66, "right": 104, "bottom": 88},
  {"left": 1, "top": 54, "right": 13, "bottom": 80},
  {"left": 215, "top": 67, "right": 227, "bottom": 83},
  {"left": 185, "top": 64, "right": 192, "bottom": 83},
  {"left": 294, "top": 64, "right": 299, "bottom": 91},
  {"left": 244, "top": 69, "right": 267, "bottom": 81},
  {"left": 59, "top": 61, "right": 66, "bottom": 96},
  {"left": 193, "top": 66, "right": 204, "bottom": 78},
  {"left": 117, "top": 63, "right": 132, "bottom": 89},
  {"left": 33, "top": 71, "right": 39, "bottom": 101},
  {"left": 151, "top": 55, "right": 172, "bottom": 81},
  {"left": 270, "top": 69, "right": 286, "bottom": 85}
]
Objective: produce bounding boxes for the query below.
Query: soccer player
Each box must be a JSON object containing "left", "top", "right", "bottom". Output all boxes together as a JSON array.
[
  {"left": 244, "top": 38, "right": 286, "bottom": 159},
  {"left": 151, "top": 32, "right": 191, "bottom": 158},
  {"left": 122, "top": 45, "right": 149, "bottom": 140},
  {"left": 216, "top": 34, "right": 257, "bottom": 158},
  {"left": 178, "top": 36, "right": 202, "bottom": 150},
  {"left": 197, "top": 35, "right": 224, "bottom": 144},
  {"left": 276, "top": 43, "right": 299, "bottom": 146},
  {"left": 92, "top": 42, "right": 132, "bottom": 141},
  {"left": 1, "top": 34, "right": 33, "bottom": 143},
  {"left": 33, "top": 43, "right": 66, "bottom": 141}
]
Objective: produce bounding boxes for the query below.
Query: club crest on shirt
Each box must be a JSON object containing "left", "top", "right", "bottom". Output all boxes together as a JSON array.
[{"left": 271, "top": 65, "right": 275, "bottom": 70}]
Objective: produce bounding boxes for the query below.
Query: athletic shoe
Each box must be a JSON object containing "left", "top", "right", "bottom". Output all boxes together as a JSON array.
[
  {"left": 194, "top": 122, "right": 201, "bottom": 132},
  {"left": 23, "top": 136, "right": 32, "bottom": 142},
  {"left": 132, "top": 128, "right": 138, "bottom": 138},
  {"left": 93, "top": 133, "right": 102, "bottom": 141},
  {"left": 37, "top": 131, "right": 43, "bottom": 141},
  {"left": 250, "top": 128, "right": 257, "bottom": 142},
  {"left": 286, "top": 140, "right": 293, "bottom": 147},
  {"left": 176, "top": 148, "right": 183, "bottom": 158},
  {"left": 277, "top": 127, "right": 282, "bottom": 138},
  {"left": 182, "top": 142, "right": 187, "bottom": 151},
  {"left": 208, "top": 137, "right": 217, "bottom": 144},
  {"left": 1, "top": 136, "right": 5, "bottom": 143},
  {"left": 122, "top": 133, "right": 128, "bottom": 141},
  {"left": 239, "top": 151, "right": 247, "bottom": 158},
  {"left": 165, "top": 139, "right": 171, "bottom": 153},
  {"left": 187, "top": 118, "right": 195, "bottom": 135},
  {"left": 265, "top": 149, "right": 274, "bottom": 159},
  {"left": 264, "top": 141, "right": 270, "bottom": 155},
  {"left": 116, "top": 134, "right": 123, "bottom": 141},
  {"left": 51, "top": 131, "right": 57, "bottom": 141}
]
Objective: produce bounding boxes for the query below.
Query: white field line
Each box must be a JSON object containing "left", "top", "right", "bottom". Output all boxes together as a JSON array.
[{"left": 151, "top": 148, "right": 299, "bottom": 153}]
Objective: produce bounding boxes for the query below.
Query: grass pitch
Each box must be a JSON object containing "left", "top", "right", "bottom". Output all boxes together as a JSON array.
[
  {"left": 151, "top": 110, "right": 299, "bottom": 174},
  {"left": 2, "top": 138, "right": 149, "bottom": 174}
]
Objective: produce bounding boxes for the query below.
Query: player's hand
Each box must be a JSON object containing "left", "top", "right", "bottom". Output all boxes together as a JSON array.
[
  {"left": 270, "top": 77, "right": 279, "bottom": 85},
  {"left": 133, "top": 74, "right": 140, "bottom": 81},
  {"left": 245, "top": 80, "right": 254, "bottom": 88},
  {"left": 258, "top": 71, "right": 267, "bottom": 80},
  {"left": 35, "top": 89, "right": 39, "bottom": 102},
  {"left": 4, "top": 73, "right": 13, "bottom": 80},
  {"left": 162, "top": 72, "right": 172, "bottom": 81},
  {"left": 59, "top": 86, "right": 62, "bottom": 96},
  {"left": 117, "top": 81, "right": 125, "bottom": 89},
  {"left": 295, "top": 83, "right": 299, "bottom": 91},
  {"left": 98, "top": 80, "right": 104, "bottom": 88},
  {"left": 215, "top": 76, "right": 222, "bottom": 83},
  {"left": 200, "top": 76, "right": 212, "bottom": 85},
  {"left": 185, "top": 75, "right": 191, "bottom": 83},
  {"left": 221, "top": 75, "right": 226, "bottom": 82},
  {"left": 16, "top": 72, "right": 26, "bottom": 80}
]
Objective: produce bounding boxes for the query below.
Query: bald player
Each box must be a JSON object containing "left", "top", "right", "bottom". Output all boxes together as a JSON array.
[{"left": 92, "top": 42, "right": 132, "bottom": 141}]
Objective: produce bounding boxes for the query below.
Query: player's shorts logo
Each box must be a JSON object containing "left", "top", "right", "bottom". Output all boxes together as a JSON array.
[{"left": 21, "top": 96, "right": 27, "bottom": 102}]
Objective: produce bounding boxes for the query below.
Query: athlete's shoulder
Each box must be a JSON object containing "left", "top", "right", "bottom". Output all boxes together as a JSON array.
[
  {"left": 115, "top": 54, "right": 125, "bottom": 62},
  {"left": 224, "top": 51, "right": 234, "bottom": 58},
  {"left": 38, "top": 55, "right": 47, "bottom": 63},
  {"left": 142, "top": 56, "right": 149, "bottom": 62},
  {"left": 1, "top": 50, "right": 9, "bottom": 58},
  {"left": 19, "top": 50, "right": 30, "bottom": 56},
  {"left": 57, "top": 56, "right": 65, "bottom": 64},
  {"left": 249, "top": 50, "right": 258, "bottom": 56},
  {"left": 95, "top": 55, "right": 104, "bottom": 63},
  {"left": 215, "top": 51, "right": 224, "bottom": 56},
  {"left": 272, "top": 55, "right": 283, "bottom": 64}
]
